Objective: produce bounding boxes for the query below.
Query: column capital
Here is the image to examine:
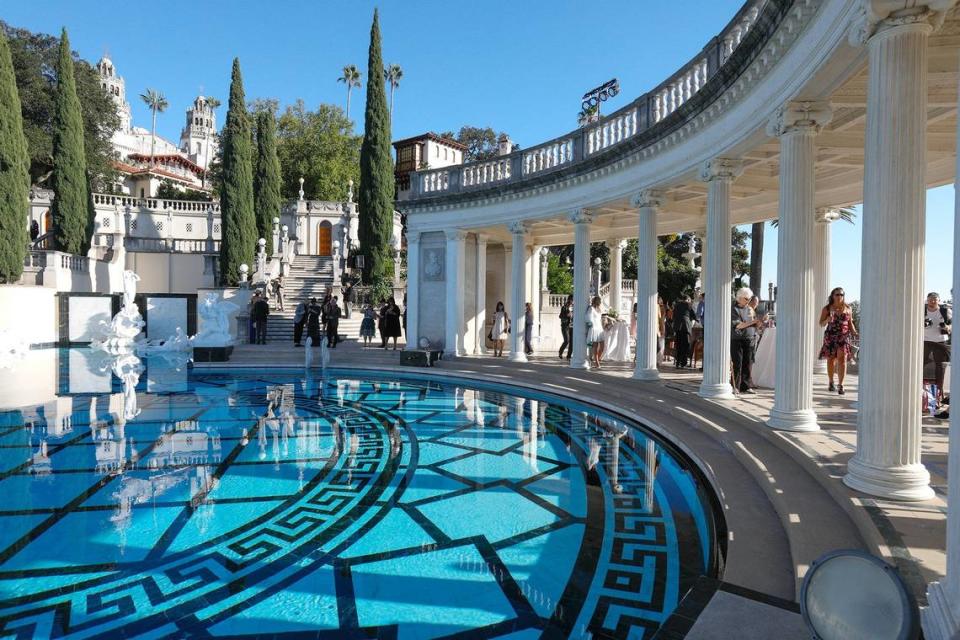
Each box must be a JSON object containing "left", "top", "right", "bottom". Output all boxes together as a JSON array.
[
  {"left": 631, "top": 189, "right": 663, "bottom": 210},
  {"left": 766, "top": 101, "right": 833, "bottom": 138},
  {"left": 508, "top": 221, "right": 530, "bottom": 236},
  {"left": 814, "top": 207, "right": 842, "bottom": 224},
  {"left": 849, "top": 0, "right": 955, "bottom": 45},
  {"left": 605, "top": 238, "right": 627, "bottom": 251},
  {"left": 568, "top": 209, "right": 594, "bottom": 225},
  {"left": 444, "top": 229, "right": 467, "bottom": 242},
  {"left": 476, "top": 232, "right": 491, "bottom": 245},
  {"left": 407, "top": 229, "right": 422, "bottom": 245},
  {"left": 699, "top": 158, "right": 743, "bottom": 183}
]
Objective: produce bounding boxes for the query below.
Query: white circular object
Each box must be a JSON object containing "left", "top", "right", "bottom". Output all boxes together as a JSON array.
[
  {"left": 800, "top": 550, "right": 918, "bottom": 640},
  {"left": 239, "top": 264, "right": 249, "bottom": 273},
  {"left": 258, "top": 238, "right": 266, "bottom": 246}
]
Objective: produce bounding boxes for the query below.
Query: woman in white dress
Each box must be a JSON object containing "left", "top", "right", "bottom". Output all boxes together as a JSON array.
[
  {"left": 491, "top": 301, "right": 510, "bottom": 357},
  {"left": 586, "top": 296, "right": 605, "bottom": 369}
]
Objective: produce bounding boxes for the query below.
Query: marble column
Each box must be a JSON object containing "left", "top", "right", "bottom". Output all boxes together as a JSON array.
[
  {"left": 444, "top": 230, "right": 466, "bottom": 357},
  {"left": 923, "top": 23, "right": 960, "bottom": 640},
  {"left": 766, "top": 102, "right": 832, "bottom": 432},
  {"left": 405, "top": 231, "right": 421, "bottom": 350},
  {"left": 844, "top": 4, "right": 937, "bottom": 501},
  {"left": 812, "top": 208, "right": 838, "bottom": 374},
  {"left": 530, "top": 244, "right": 542, "bottom": 347},
  {"left": 509, "top": 222, "right": 529, "bottom": 363},
  {"left": 632, "top": 191, "right": 661, "bottom": 381},
  {"left": 607, "top": 239, "right": 625, "bottom": 315},
  {"left": 570, "top": 210, "right": 594, "bottom": 369},
  {"left": 502, "top": 241, "right": 513, "bottom": 342},
  {"left": 474, "top": 234, "right": 489, "bottom": 355},
  {"left": 698, "top": 158, "right": 742, "bottom": 398}
]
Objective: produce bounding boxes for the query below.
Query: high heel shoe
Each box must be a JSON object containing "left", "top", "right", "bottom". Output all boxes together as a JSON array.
[
  {"left": 837, "top": 384, "right": 845, "bottom": 395},
  {"left": 828, "top": 381, "right": 835, "bottom": 392}
]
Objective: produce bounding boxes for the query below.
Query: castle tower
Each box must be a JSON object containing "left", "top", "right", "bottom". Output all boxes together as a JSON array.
[
  {"left": 179, "top": 96, "right": 218, "bottom": 171},
  {"left": 96, "top": 56, "right": 132, "bottom": 133}
]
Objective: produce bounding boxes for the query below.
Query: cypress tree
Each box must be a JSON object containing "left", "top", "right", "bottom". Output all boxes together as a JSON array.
[
  {"left": 358, "top": 9, "right": 395, "bottom": 283},
  {"left": 0, "top": 30, "right": 29, "bottom": 283},
  {"left": 218, "top": 58, "right": 257, "bottom": 286},
  {"left": 254, "top": 110, "right": 282, "bottom": 245},
  {"left": 51, "top": 29, "right": 92, "bottom": 256}
]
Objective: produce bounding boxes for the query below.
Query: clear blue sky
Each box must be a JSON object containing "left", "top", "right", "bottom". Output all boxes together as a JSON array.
[{"left": 6, "top": 0, "right": 955, "bottom": 301}]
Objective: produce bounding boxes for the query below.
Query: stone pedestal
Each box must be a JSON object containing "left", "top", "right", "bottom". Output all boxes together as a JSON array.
[
  {"left": 569, "top": 210, "right": 593, "bottom": 369},
  {"left": 766, "top": 102, "right": 831, "bottom": 432},
  {"left": 509, "top": 222, "right": 529, "bottom": 363},
  {"left": 698, "top": 158, "right": 742, "bottom": 399},
  {"left": 844, "top": 10, "right": 934, "bottom": 501},
  {"left": 632, "top": 191, "right": 661, "bottom": 381},
  {"left": 444, "top": 230, "right": 466, "bottom": 357}
]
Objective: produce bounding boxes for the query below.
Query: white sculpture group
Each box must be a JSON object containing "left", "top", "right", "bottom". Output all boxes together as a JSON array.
[
  {"left": 92, "top": 270, "right": 146, "bottom": 354},
  {"left": 195, "top": 293, "right": 238, "bottom": 347}
]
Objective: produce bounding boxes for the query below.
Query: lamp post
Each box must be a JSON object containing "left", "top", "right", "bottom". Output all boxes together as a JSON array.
[
  {"left": 580, "top": 78, "right": 619, "bottom": 124},
  {"left": 592, "top": 256, "right": 602, "bottom": 297}
]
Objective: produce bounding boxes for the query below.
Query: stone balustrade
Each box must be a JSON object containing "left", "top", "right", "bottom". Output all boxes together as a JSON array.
[
  {"left": 91, "top": 193, "right": 221, "bottom": 215},
  {"left": 523, "top": 138, "right": 575, "bottom": 175},
  {"left": 402, "top": 0, "right": 773, "bottom": 202},
  {"left": 462, "top": 157, "right": 512, "bottom": 188}
]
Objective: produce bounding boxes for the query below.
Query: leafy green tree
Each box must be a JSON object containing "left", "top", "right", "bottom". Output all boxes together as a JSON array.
[
  {"left": 155, "top": 179, "right": 211, "bottom": 202},
  {"left": 2, "top": 21, "right": 118, "bottom": 189},
  {"left": 384, "top": 63, "right": 402, "bottom": 117},
  {"left": 275, "top": 100, "right": 360, "bottom": 200},
  {"left": 749, "top": 221, "right": 764, "bottom": 291},
  {"left": 438, "top": 125, "right": 506, "bottom": 162},
  {"left": 51, "top": 29, "right": 93, "bottom": 255},
  {"left": 218, "top": 58, "right": 257, "bottom": 286},
  {"left": 139, "top": 88, "right": 168, "bottom": 165},
  {"left": 337, "top": 64, "right": 361, "bottom": 120},
  {"left": 254, "top": 109, "right": 282, "bottom": 243},
  {"left": 0, "top": 29, "right": 29, "bottom": 282},
  {"left": 546, "top": 253, "right": 573, "bottom": 295},
  {"left": 358, "top": 9, "right": 395, "bottom": 283}
]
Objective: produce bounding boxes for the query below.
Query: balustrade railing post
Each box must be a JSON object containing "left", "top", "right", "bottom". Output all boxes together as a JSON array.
[
  {"left": 706, "top": 36, "right": 721, "bottom": 77},
  {"left": 573, "top": 130, "right": 585, "bottom": 163}
]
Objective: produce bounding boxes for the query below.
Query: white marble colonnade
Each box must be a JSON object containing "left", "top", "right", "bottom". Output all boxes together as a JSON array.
[
  {"left": 699, "top": 158, "right": 743, "bottom": 399},
  {"left": 766, "top": 101, "right": 832, "bottom": 432},
  {"left": 509, "top": 222, "right": 530, "bottom": 362},
  {"left": 812, "top": 208, "right": 837, "bottom": 375},
  {"left": 633, "top": 190, "right": 661, "bottom": 380},
  {"left": 844, "top": 4, "right": 935, "bottom": 502},
  {"left": 570, "top": 209, "right": 593, "bottom": 369},
  {"left": 444, "top": 230, "right": 466, "bottom": 357}
]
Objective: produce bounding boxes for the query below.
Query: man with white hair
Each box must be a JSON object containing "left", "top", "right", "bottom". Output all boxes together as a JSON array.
[{"left": 732, "top": 287, "right": 765, "bottom": 394}]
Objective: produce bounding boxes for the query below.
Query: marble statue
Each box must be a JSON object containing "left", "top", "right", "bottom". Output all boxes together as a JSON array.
[
  {"left": 137, "top": 327, "right": 194, "bottom": 356},
  {"left": 92, "top": 270, "right": 145, "bottom": 353},
  {"left": 195, "top": 294, "right": 239, "bottom": 347},
  {"left": 111, "top": 352, "right": 143, "bottom": 421}
]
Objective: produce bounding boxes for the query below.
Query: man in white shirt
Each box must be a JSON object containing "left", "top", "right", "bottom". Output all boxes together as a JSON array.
[{"left": 923, "top": 292, "right": 952, "bottom": 400}]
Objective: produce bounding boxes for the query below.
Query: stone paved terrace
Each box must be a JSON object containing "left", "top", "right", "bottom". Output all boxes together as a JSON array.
[{"left": 208, "top": 339, "right": 949, "bottom": 608}]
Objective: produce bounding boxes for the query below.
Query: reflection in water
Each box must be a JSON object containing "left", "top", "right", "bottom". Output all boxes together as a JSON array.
[{"left": 0, "top": 355, "right": 716, "bottom": 639}]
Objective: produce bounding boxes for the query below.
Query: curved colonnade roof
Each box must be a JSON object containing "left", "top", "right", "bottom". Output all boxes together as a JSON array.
[{"left": 398, "top": 0, "right": 960, "bottom": 245}]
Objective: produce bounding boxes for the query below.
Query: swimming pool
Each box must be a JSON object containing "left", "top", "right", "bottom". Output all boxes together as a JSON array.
[{"left": 0, "top": 351, "right": 722, "bottom": 638}]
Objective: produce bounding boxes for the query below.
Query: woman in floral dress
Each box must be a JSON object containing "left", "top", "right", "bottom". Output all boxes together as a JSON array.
[{"left": 819, "top": 287, "right": 858, "bottom": 395}]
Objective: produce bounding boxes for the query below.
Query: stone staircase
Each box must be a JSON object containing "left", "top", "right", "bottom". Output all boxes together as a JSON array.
[{"left": 262, "top": 256, "right": 362, "bottom": 345}]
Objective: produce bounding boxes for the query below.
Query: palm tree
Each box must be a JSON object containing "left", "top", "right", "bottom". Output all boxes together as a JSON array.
[
  {"left": 139, "top": 89, "right": 169, "bottom": 166},
  {"left": 337, "top": 65, "right": 362, "bottom": 120},
  {"left": 384, "top": 63, "right": 403, "bottom": 117}
]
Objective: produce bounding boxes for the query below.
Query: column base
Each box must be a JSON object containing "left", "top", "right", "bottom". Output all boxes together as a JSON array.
[
  {"left": 923, "top": 581, "right": 960, "bottom": 640},
  {"left": 569, "top": 359, "right": 590, "bottom": 370},
  {"left": 508, "top": 351, "right": 528, "bottom": 363},
  {"left": 698, "top": 382, "right": 735, "bottom": 400},
  {"left": 843, "top": 457, "right": 934, "bottom": 502},
  {"left": 633, "top": 367, "right": 660, "bottom": 381},
  {"left": 767, "top": 408, "right": 819, "bottom": 432}
]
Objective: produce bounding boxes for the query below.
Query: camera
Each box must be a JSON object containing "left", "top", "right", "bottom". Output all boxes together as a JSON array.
[{"left": 925, "top": 318, "right": 933, "bottom": 327}]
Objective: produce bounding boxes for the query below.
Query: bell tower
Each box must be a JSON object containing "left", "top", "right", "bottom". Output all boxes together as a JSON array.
[
  {"left": 179, "top": 96, "right": 218, "bottom": 170},
  {"left": 96, "top": 55, "right": 131, "bottom": 133}
]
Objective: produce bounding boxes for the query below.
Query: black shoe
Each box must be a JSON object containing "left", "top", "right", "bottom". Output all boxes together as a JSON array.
[
  {"left": 837, "top": 384, "right": 845, "bottom": 395},
  {"left": 828, "top": 381, "right": 835, "bottom": 392}
]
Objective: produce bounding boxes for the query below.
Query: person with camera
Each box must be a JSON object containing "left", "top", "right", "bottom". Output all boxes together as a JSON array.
[{"left": 923, "top": 291, "right": 952, "bottom": 402}]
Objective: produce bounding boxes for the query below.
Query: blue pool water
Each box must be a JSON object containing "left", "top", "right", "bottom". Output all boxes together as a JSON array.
[{"left": 0, "top": 350, "right": 721, "bottom": 639}]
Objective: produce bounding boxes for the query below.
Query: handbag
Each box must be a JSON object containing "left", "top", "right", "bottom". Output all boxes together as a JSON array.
[{"left": 487, "top": 330, "right": 493, "bottom": 342}]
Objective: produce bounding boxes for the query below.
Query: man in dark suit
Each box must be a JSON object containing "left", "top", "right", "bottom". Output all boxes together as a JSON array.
[
  {"left": 252, "top": 293, "right": 271, "bottom": 345},
  {"left": 672, "top": 295, "right": 697, "bottom": 368}
]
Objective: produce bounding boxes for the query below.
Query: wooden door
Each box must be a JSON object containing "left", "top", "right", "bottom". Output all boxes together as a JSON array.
[{"left": 318, "top": 225, "right": 332, "bottom": 256}]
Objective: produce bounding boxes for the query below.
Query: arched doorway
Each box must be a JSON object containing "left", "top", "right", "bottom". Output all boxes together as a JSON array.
[{"left": 317, "top": 224, "right": 332, "bottom": 256}]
